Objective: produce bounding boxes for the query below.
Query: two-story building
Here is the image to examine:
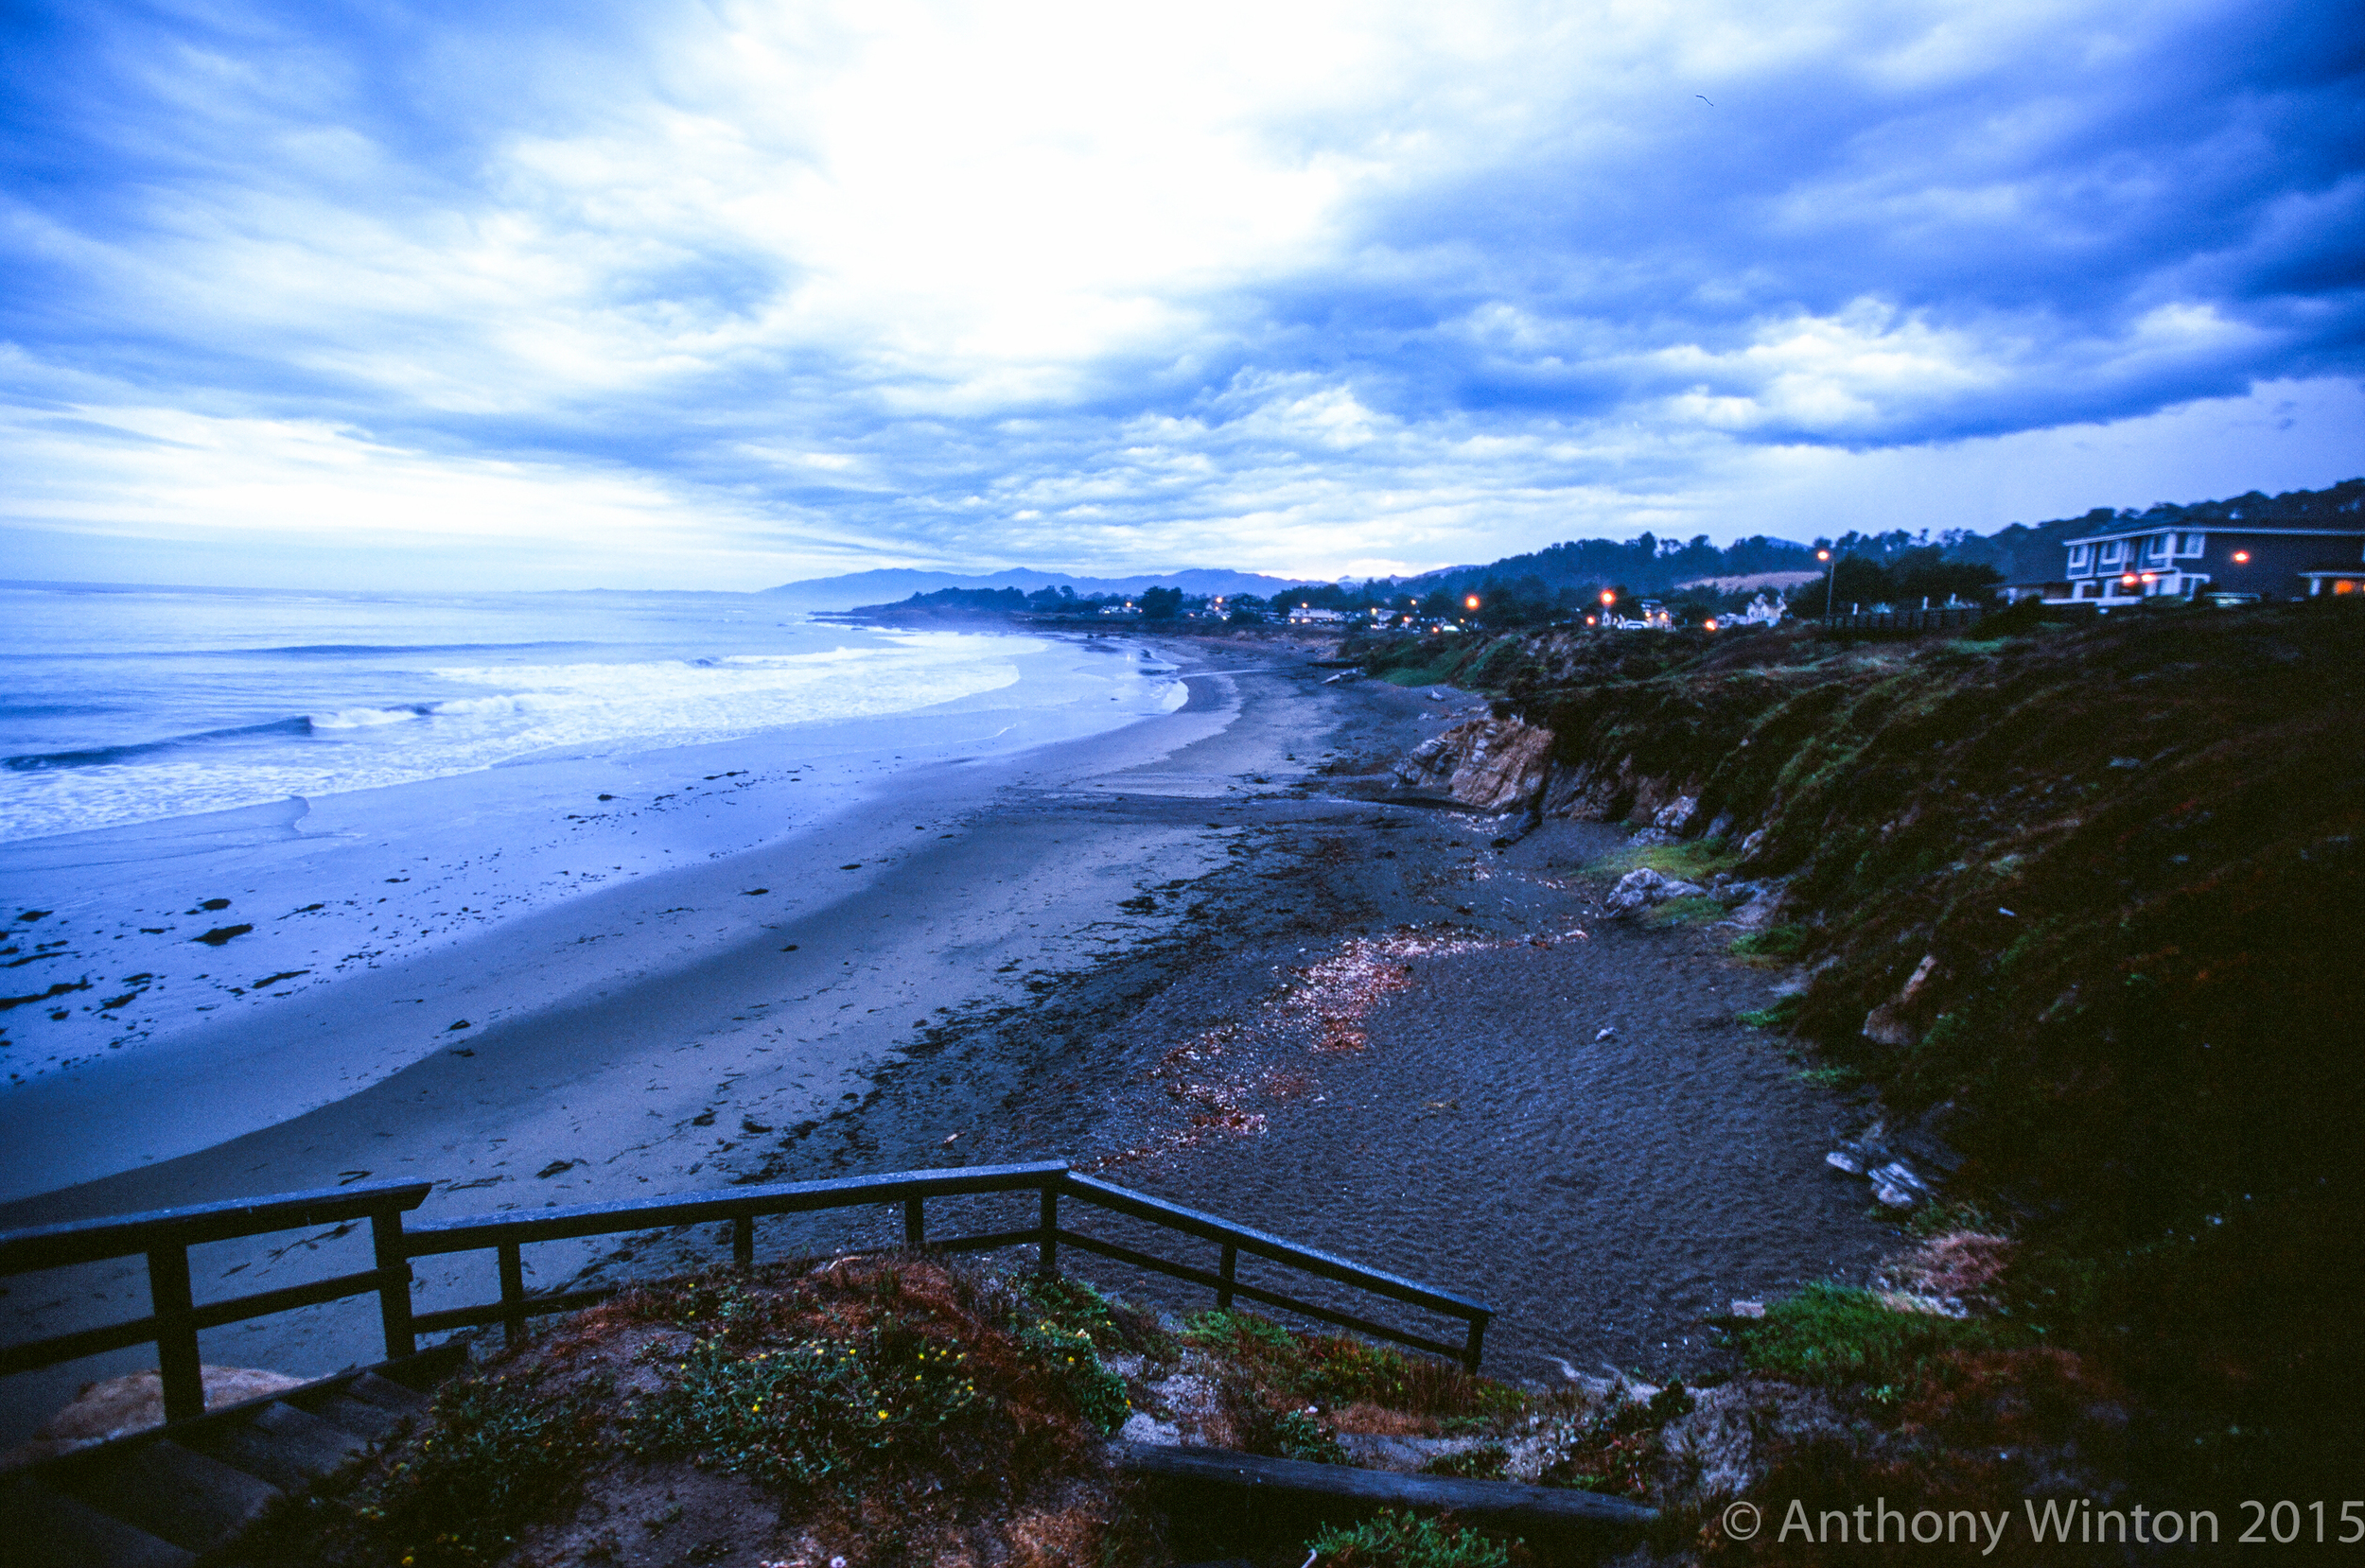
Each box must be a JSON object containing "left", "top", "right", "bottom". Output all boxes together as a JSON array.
[{"left": 2051, "top": 521, "right": 2365, "bottom": 610}]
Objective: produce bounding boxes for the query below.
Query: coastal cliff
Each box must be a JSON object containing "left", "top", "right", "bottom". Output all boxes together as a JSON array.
[{"left": 1358, "top": 603, "right": 2365, "bottom": 1522}]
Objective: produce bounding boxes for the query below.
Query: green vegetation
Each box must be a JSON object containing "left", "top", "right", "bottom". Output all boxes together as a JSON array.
[
  {"left": 1733, "top": 996, "right": 1801, "bottom": 1030},
  {"left": 1588, "top": 836, "right": 1737, "bottom": 880},
  {"left": 631, "top": 1327, "right": 982, "bottom": 1490},
  {"left": 382, "top": 1371, "right": 607, "bottom": 1567},
  {"left": 247, "top": 1258, "right": 1160, "bottom": 1568},
  {"left": 1306, "top": 1507, "right": 1517, "bottom": 1568},
  {"left": 1643, "top": 894, "right": 1725, "bottom": 928},
  {"left": 1725, "top": 1284, "right": 2015, "bottom": 1395},
  {"left": 1726, "top": 923, "right": 1808, "bottom": 959},
  {"left": 1182, "top": 1309, "right": 1522, "bottom": 1420},
  {"left": 249, "top": 1369, "right": 607, "bottom": 1568}
]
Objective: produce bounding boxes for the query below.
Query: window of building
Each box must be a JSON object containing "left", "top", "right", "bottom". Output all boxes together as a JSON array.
[
  {"left": 2179, "top": 532, "right": 2204, "bottom": 555},
  {"left": 2076, "top": 583, "right": 2100, "bottom": 598},
  {"left": 2068, "top": 545, "right": 2089, "bottom": 566},
  {"left": 2101, "top": 541, "right": 2124, "bottom": 562}
]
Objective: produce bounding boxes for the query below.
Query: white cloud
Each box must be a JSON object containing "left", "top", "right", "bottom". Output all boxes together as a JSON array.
[{"left": 0, "top": 0, "right": 2355, "bottom": 586}]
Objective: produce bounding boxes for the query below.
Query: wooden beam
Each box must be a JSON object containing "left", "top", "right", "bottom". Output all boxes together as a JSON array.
[{"left": 1110, "top": 1442, "right": 1657, "bottom": 1529}]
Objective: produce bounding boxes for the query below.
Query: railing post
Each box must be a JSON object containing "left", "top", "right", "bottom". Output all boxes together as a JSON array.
[
  {"left": 1217, "top": 1242, "right": 1237, "bottom": 1310},
  {"left": 498, "top": 1241, "right": 526, "bottom": 1349},
  {"left": 1038, "top": 1184, "right": 1058, "bottom": 1273},
  {"left": 903, "top": 1197, "right": 924, "bottom": 1249},
  {"left": 371, "top": 1208, "right": 416, "bottom": 1360},
  {"left": 732, "top": 1214, "right": 755, "bottom": 1272},
  {"left": 147, "top": 1243, "right": 203, "bottom": 1424},
  {"left": 1462, "top": 1313, "right": 1488, "bottom": 1375}
]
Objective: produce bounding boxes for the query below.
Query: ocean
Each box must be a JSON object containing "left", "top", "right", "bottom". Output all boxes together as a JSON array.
[{"left": 0, "top": 583, "right": 1125, "bottom": 845}]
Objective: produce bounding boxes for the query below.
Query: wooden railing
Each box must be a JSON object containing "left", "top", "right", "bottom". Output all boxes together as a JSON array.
[
  {"left": 405, "top": 1161, "right": 1494, "bottom": 1371},
  {"left": 0, "top": 1179, "right": 430, "bottom": 1423},
  {"left": 0, "top": 1162, "right": 1496, "bottom": 1416}
]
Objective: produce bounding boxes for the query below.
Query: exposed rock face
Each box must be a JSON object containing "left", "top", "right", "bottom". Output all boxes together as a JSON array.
[
  {"left": 1391, "top": 717, "right": 1555, "bottom": 810},
  {"left": 1862, "top": 952, "right": 1940, "bottom": 1046},
  {"left": 1604, "top": 867, "right": 1709, "bottom": 915},
  {"left": 1824, "top": 1103, "right": 1965, "bottom": 1211}
]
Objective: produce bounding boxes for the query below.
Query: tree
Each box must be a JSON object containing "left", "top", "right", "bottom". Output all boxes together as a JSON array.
[{"left": 1138, "top": 585, "right": 1182, "bottom": 620}]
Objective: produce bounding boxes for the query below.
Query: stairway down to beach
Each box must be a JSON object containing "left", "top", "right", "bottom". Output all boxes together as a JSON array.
[{"left": 0, "top": 1352, "right": 456, "bottom": 1568}]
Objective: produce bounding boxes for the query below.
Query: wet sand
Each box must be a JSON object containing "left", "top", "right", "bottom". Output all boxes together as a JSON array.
[{"left": 0, "top": 630, "right": 1889, "bottom": 1439}]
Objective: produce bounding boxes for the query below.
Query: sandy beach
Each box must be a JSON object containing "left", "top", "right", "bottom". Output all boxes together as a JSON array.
[{"left": 0, "top": 628, "right": 1888, "bottom": 1441}]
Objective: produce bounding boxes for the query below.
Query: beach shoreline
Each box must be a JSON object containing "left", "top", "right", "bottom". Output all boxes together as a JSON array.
[{"left": 0, "top": 628, "right": 1890, "bottom": 1443}]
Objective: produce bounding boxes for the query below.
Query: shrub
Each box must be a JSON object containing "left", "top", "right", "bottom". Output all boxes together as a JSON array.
[
  {"left": 1012, "top": 1319, "right": 1132, "bottom": 1434},
  {"left": 630, "top": 1324, "right": 981, "bottom": 1490},
  {"left": 1308, "top": 1507, "right": 1515, "bottom": 1567},
  {"left": 1235, "top": 1400, "right": 1350, "bottom": 1465},
  {"left": 360, "top": 1369, "right": 608, "bottom": 1567}
]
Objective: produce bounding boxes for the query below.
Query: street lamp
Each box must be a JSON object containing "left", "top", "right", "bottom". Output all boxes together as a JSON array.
[
  {"left": 1817, "top": 548, "right": 1835, "bottom": 620},
  {"left": 1465, "top": 595, "right": 1481, "bottom": 612}
]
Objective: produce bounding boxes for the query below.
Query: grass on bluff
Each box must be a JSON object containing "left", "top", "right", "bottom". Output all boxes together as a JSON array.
[
  {"left": 243, "top": 1257, "right": 1162, "bottom": 1568},
  {"left": 240, "top": 1265, "right": 1633, "bottom": 1568}
]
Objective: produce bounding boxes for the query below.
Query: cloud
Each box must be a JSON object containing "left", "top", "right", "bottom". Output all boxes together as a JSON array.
[{"left": 0, "top": 0, "right": 2358, "bottom": 586}]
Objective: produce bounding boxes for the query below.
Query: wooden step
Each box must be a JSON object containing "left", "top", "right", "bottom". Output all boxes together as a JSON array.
[
  {"left": 0, "top": 1479, "right": 196, "bottom": 1568},
  {"left": 305, "top": 1391, "right": 398, "bottom": 1442},
  {"left": 185, "top": 1399, "right": 368, "bottom": 1491},
  {"left": 342, "top": 1369, "right": 431, "bottom": 1418},
  {"left": 62, "top": 1439, "right": 282, "bottom": 1555}
]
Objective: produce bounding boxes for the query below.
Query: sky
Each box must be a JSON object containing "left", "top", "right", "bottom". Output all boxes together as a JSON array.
[{"left": 2, "top": 0, "right": 2359, "bottom": 590}]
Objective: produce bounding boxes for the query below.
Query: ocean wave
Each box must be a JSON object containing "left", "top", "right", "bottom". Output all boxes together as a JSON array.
[
  {"left": 308, "top": 705, "right": 433, "bottom": 729},
  {"left": 261, "top": 640, "right": 593, "bottom": 658},
  {"left": 5, "top": 717, "right": 311, "bottom": 772}
]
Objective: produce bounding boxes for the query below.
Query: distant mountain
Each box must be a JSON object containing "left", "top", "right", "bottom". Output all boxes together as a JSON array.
[{"left": 762, "top": 566, "right": 1303, "bottom": 610}]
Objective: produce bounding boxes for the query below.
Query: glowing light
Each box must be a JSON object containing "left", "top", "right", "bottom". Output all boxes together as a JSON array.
[
  {"left": 1600, "top": 589, "right": 1615, "bottom": 605},
  {"left": 2233, "top": 550, "right": 2251, "bottom": 563},
  {"left": 1703, "top": 618, "right": 1719, "bottom": 631},
  {"left": 1464, "top": 595, "right": 1480, "bottom": 611},
  {"left": 1816, "top": 549, "right": 1832, "bottom": 562}
]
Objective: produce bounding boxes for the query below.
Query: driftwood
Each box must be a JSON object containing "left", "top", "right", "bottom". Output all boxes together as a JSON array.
[{"left": 1110, "top": 1441, "right": 1658, "bottom": 1530}]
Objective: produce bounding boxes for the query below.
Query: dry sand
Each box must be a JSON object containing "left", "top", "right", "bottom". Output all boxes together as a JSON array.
[{"left": 0, "top": 630, "right": 1888, "bottom": 1440}]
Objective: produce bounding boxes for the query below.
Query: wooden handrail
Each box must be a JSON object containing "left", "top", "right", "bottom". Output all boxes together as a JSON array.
[
  {"left": 0, "top": 1179, "right": 431, "bottom": 1423},
  {"left": 1059, "top": 1172, "right": 1491, "bottom": 1322},
  {"left": 0, "top": 1160, "right": 1499, "bottom": 1404},
  {"left": 399, "top": 1160, "right": 1067, "bottom": 1255},
  {"left": 0, "top": 1179, "right": 430, "bottom": 1274}
]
